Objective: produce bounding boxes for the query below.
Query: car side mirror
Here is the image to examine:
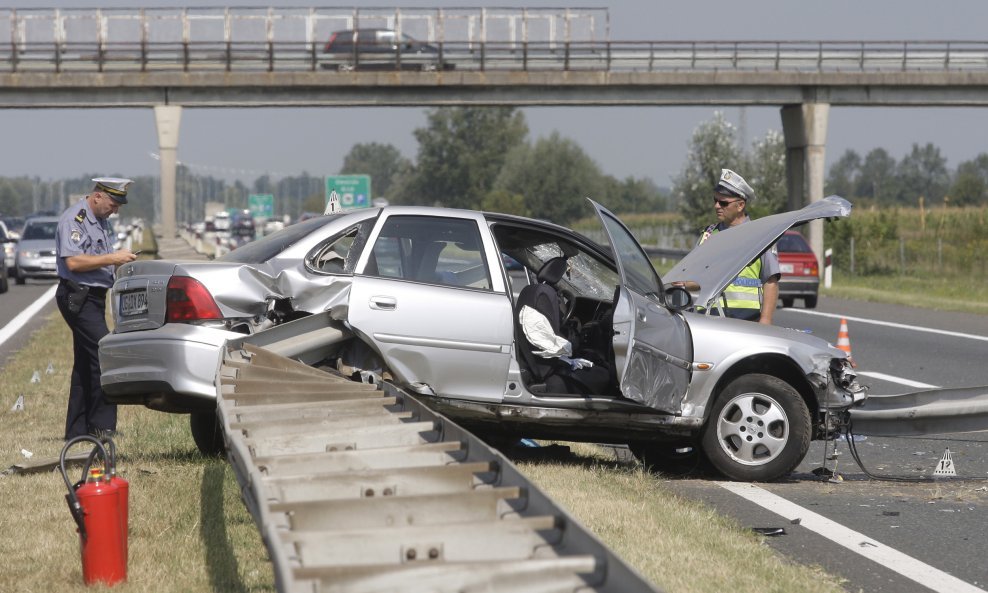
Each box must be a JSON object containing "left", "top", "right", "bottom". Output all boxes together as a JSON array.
[{"left": 664, "top": 285, "right": 693, "bottom": 312}]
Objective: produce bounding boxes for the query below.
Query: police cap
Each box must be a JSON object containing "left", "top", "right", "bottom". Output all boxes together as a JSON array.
[
  {"left": 92, "top": 177, "right": 133, "bottom": 204},
  {"left": 715, "top": 169, "right": 755, "bottom": 202}
]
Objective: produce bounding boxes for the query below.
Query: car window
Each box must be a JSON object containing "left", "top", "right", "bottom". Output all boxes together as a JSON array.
[
  {"left": 23, "top": 221, "right": 57, "bottom": 240},
  {"left": 365, "top": 215, "right": 491, "bottom": 290},
  {"left": 778, "top": 233, "right": 812, "bottom": 253},
  {"left": 306, "top": 220, "right": 373, "bottom": 274},
  {"left": 220, "top": 214, "right": 346, "bottom": 264},
  {"left": 598, "top": 211, "right": 663, "bottom": 301}
]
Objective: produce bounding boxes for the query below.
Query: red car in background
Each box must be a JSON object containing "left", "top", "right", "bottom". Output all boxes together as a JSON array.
[{"left": 776, "top": 230, "right": 819, "bottom": 308}]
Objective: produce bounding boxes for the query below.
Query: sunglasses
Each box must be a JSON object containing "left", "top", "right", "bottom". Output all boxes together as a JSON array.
[{"left": 714, "top": 197, "right": 741, "bottom": 208}]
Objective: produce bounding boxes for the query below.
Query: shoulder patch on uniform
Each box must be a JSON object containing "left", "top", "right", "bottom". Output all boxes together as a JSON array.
[
  {"left": 74, "top": 209, "right": 86, "bottom": 223},
  {"left": 70, "top": 229, "right": 83, "bottom": 245}
]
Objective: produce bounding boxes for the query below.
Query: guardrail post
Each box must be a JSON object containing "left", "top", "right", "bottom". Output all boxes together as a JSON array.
[
  {"left": 140, "top": 40, "right": 147, "bottom": 72},
  {"left": 268, "top": 41, "right": 274, "bottom": 72},
  {"left": 54, "top": 42, "right": 61, "bottom": 73},
  {"left": 648, "top": 41, "right": 654, "bottom": 72},
  {"left": 902, "top": 41, "right": 907, "bottom": 71},
  {"left": 479, "top": 41, "right": 485, "bottom": 72},
  {"left": 775, "top": 42, "right": 780, "bottom": 70},
  {"left": 225, "top": 41, "right": 231, "bottom": 71},
  {"left": 564, "top": 41, "right": 569, "bottom": 70},
  {"left": 183, "top": 42, "right": 189, "bottom": 72},
  {"left": 817, "top": 42, "right": 822, "bottom": 71},
  {"left": 944, "top": 41, "right": 950, "bottom": 70},
  {"left": 310, "top": 41, "right": 316, "bottom": 71},
  {"left": 522, "top": 41, "right": 527, "bottom": 71}
]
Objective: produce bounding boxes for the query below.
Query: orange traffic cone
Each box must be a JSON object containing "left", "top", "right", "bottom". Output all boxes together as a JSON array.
[{"left": 836, "top": 318, "right": 851, "bottom": 355}]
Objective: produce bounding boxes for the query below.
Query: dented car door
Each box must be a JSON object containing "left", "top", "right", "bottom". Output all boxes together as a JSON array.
[{"left": 592, "top": 201, "right": 693, "bottom": 413}]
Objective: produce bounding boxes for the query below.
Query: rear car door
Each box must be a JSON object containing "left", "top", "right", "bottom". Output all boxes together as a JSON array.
[
  {"left": 592, "top": 201, "right": 693, "bottom": 413},
  {"left": 347, "top": 211, "right": 514, "bottom": 402}
]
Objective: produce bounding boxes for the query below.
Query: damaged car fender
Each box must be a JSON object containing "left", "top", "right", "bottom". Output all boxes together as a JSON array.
[{"left": 681, "top": 312, "right": 857, "bottom": 422}]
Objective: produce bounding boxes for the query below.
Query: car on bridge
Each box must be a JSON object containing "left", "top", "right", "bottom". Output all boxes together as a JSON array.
[
  {"left": 100, "top": 197, "right": 862, "bottom": 481},
  {"left": 321, "top": 28, "right": 454, "bottom": 71}
]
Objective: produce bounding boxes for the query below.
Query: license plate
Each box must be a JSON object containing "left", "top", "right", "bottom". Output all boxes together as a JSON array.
[
  {"left": 779, "top": 263, "right": 794, "bottom": 274},
  {"left": 119, "top": 290, "right": 148, "bottom": 317}
]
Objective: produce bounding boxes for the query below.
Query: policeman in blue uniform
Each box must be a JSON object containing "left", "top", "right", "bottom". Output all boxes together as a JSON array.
[{"left": 55, "top": 177, "right": 138, "bottom": 440}]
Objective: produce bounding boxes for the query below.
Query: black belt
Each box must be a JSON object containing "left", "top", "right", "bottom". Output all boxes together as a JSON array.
[{"left": 60, "top": 278, "right": 109, "bottom": 298}]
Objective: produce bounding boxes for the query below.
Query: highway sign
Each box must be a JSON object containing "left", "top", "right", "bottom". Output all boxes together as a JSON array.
[
  {"left": 248, "top": 194, "right": 274, "bottom": 218},
  {"left": 326, "top": 175, "right": 371, "bottom": 209}
]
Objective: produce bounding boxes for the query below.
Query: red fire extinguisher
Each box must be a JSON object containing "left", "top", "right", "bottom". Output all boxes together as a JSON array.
[{"left": 60, "top": 435, "right": 128, "bottom": 586}]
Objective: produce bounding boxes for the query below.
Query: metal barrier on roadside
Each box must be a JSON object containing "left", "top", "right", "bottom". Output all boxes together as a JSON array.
[{"left": 216, "top": 333, "right": 661, "bottom": 593}]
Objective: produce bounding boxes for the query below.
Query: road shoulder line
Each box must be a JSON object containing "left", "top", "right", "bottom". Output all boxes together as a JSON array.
[
  {"left": 0, "top": 284, "right": 57, "bottom": 348},
  {"left": 717, "top": 481, "right": 986, "bottom": 593}
]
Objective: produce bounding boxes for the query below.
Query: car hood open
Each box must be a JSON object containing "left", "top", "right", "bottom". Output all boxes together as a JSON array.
[{"left": 664, "top": 196, "right": 852, "bottom": 310}]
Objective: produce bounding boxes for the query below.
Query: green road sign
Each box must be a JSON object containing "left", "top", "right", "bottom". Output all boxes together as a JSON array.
[
  {"left": 326, "top": 175, "right": 371, "bottom": 209},
  {"left": 248, "top": 194, "right": 274, "bottom": 218}
]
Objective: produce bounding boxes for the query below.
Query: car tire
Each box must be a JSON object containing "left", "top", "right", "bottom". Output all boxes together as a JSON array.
[
  {"left": 630, "top": 440, "right": 707, "bottom": 476},
  {"left": 701, "top": 374, "right": 811, "bottom": 482},
  {"left": 0, "top": 270, "right": 7, "bottom": 293},
  {"left": 804, "top": 295, "right": 818, "bottom": 309},
  {"left": 780, "top": 297, "right": 793, "bottom": 308},
  {"left": 15, "top": 268, "right": 25, "bottom": 285},
  {"left": 190, "top": 410, "right": 225, "bottom": 457}
]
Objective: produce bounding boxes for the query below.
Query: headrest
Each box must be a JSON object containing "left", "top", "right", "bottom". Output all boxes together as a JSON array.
[{"left": 537, "top": 257, "right": 568, "bottom": 286}]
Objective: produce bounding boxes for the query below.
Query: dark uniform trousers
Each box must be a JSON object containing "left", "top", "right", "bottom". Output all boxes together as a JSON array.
[{"left": 55, "top": 280, "right": 116, "bottom": 439}]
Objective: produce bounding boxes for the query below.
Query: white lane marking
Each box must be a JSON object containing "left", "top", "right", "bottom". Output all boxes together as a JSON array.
[
  {"left": 0, "top": 285, "right": 58, "bottom": 348},
  {"left": 857, "top": 371, "right": 938, "bottom": 390},
  {"left": 789, "top": 309, "right": 988, "bottom": 343},
  {"left": 717, "top": 481, "right": 987, "bottom": 593}
]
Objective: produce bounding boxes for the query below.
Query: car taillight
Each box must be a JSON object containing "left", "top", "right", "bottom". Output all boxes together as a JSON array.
[
  {"left": 324, "top": 32, "right": 337, "bottom": 52},
  {"left": 809, "top": 261, "right": 819, "bottom": 276},
  {"left": 166, "top": 276, "right": 222, "bottom": 322}
]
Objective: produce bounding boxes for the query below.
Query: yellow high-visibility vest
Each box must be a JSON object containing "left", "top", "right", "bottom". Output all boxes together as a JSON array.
[{"left": 699, "top": 225, "right": 762, "bottom": 311}]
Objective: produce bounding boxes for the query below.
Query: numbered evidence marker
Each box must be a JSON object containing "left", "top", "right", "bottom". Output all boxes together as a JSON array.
[
  {"left": 933, "top": 448, "right": 957, "bottom": 477},
  {"left": 10, "top": 394, "right": 24, "bottom": 411},
  {"left": 30, "top": 371, "right": 40, "bottom": 383}
]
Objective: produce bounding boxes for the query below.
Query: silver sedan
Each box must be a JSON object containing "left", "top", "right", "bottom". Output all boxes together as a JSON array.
[{"left": 101, "top": 198, "right": 862, "bottom": 481}]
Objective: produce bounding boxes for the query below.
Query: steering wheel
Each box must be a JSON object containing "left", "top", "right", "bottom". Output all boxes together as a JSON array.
[{"left": 559, "top": 288, "right": 578, "bottom": 326}]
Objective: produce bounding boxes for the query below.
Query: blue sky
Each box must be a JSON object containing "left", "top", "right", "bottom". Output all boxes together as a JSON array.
[{"left": 2, "top": 1, "right": 987, "bottom": 190}]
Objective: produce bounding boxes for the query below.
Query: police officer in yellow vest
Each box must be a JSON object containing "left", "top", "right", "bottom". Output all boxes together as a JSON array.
[{"left": 697, "top": 169, "right": 781, "bottom": 324}]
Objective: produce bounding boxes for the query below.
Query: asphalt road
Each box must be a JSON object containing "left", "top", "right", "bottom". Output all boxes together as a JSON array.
[
  {"left": 0, "top": 277, "right": 58, "bottom": 369},
  {"left": 666, "top": 296, "right": 988, "bottom": 593}
]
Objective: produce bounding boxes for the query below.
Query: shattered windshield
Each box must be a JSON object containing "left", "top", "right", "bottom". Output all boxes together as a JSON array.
[{"left": 530, "top": 243, "right": 619, "bottom": 301}]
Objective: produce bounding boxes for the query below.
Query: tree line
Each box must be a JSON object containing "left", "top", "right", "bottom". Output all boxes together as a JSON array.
[{"left": 2, "top": 109, "right": 985, "bottom": 230}]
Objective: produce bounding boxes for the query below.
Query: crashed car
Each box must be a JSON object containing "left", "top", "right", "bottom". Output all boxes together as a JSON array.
[{"left": 101, "top": 197, "right": 863, "bottom": 481}]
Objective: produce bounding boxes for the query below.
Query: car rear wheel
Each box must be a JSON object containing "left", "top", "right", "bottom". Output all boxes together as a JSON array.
[
  {"left": 701, "top": 374, "right": 810, "bottom": 481},
  {"left": 15, "top": 267, "right": 25, "bottom": 285},
  {"left": 804, "top": 295, "right": 818, "bottom": 308},
  {"left": 190, "top": 410, "right": 225, "bottom": 457},
  {"left": 780, "top": 297, "right": 793, "bottom": 308}
]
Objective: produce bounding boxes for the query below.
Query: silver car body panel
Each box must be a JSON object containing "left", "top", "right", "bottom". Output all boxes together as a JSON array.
[
  {"left": 679, "top": 311, "right": 853, "bottom": 419},
  {"left": 665, "top": 196, "right": 852, "bottom": 311}
]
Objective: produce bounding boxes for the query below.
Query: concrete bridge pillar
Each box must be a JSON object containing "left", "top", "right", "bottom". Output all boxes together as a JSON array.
[
  {"left": 153, "top": 105, "right": 182, "bottom": 237},
  {"left": 781, "top": 102, "right": 829, "bottom": 269}
]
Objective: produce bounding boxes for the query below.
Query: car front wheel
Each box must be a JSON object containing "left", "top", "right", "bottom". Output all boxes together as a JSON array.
[{"left": 701, "top": 374, "right": 810, "bottom": 481}]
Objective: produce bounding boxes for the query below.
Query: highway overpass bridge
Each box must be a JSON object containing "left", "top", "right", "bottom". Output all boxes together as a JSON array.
[{"left": 4, "top": 7, "right": 988, "bottom": 260}]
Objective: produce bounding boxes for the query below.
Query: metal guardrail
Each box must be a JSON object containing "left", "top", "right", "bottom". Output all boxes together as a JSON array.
[
  {"left": 2, "top": 40, "right": 988, "bottom": 74},
  {"left": 217, "top": 323, "right": 660, "bottom": 593}
]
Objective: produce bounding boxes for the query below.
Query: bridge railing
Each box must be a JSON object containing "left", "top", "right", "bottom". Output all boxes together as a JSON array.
[{"left": 3, "top": 40, "right": 988, "bottom": 74}]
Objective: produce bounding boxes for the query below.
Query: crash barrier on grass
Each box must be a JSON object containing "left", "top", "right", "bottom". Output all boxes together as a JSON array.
[{"left": 217, "top": 342, "right": 660, "bottom": 593}]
